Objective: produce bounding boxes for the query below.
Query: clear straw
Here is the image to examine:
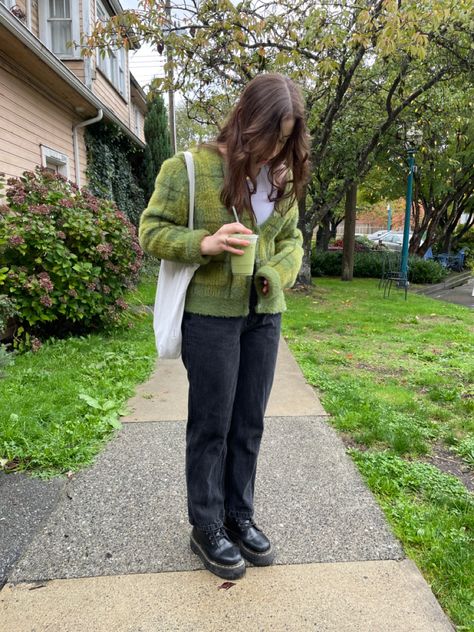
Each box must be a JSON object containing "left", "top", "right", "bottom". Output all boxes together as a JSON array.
[{"left": 231, "top": 206, "right": 240, "bottom": 223}]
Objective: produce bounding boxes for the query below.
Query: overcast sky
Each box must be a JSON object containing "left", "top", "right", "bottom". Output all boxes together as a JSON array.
[{"left": 120, "top": 0, "right": 165, "bottom": 90}]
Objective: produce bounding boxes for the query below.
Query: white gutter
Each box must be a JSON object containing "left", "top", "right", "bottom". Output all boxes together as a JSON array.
[
  {"left": 73, "top": 109, "right": 103, "bottom": 187},
  {"left": 0, "top": 4, "right": 144, "bottom": 148}
]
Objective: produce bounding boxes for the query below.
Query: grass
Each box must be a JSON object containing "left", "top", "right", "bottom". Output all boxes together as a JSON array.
[
  {"left": 126, "top": 275, "right": 156, "bottom": 308},
  {"left": 282, "top": 277, "right": 474, "bottom": 630},
  {"left": 0, "top": 308, "right": 156, "bottom": 478}
]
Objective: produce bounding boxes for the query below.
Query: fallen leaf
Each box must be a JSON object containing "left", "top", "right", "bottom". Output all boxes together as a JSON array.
[{"left": 218, "top": 582, "right": 236, "bottom": 590}]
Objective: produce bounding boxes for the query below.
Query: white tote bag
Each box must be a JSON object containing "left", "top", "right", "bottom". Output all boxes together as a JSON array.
[{"left": 153, "top": 151, "right": 199, "bottom": 359}]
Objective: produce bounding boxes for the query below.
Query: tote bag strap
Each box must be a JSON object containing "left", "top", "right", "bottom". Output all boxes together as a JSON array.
[{"left": 183, "top": 151, "right": 195, "bottom": 229}]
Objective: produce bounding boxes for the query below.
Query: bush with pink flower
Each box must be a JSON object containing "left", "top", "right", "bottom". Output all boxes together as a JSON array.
[{"left": 0, "top": 167, "right": 143, "bottom": 344}]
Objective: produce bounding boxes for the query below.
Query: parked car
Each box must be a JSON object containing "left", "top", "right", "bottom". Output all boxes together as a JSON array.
[
  {"left": 378, "top": 231, "right": 412, "bottom": 251},
  {"left": 367, "top": 229, "right": 390, "bottom": 241}
]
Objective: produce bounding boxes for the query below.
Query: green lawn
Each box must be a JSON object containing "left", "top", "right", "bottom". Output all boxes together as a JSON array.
[
  {"left": 282, "top": 277, "right": 474, "bottom": 630},
  {"left": 0, "top": 310, "right": 156, "bottom": 478}
]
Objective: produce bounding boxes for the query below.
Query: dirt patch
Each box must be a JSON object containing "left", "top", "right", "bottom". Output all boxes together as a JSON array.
[
  {"left": 417, "top": 441, "right": 474, "bottom": 494},
  {"left": 355, "top": 362, "right": 406, "bottom": 377},
  {"left": 339, "top": 432, "right": 369, "bottom": 452}
]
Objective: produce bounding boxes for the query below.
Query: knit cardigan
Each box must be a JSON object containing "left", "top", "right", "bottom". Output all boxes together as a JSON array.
[{"left": 138, "top": 146, "right": 303, "bottom": 317}]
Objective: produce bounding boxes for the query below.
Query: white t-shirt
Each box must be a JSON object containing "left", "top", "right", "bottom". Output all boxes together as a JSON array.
[{"left": 248, "top": 166, "right": 275, "bottom": 225}]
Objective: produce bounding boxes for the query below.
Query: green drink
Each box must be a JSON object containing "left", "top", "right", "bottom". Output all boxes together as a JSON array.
[{"left": 230, "top": 233, "right": 259, "bottom": 275}]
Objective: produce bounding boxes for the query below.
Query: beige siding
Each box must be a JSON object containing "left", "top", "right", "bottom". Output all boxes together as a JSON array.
[
  {"left": 0, "top": 66, "right": 87, "bottom": 185},
  {"left": 30, "top": 4, "right": 39, "bottom": 38},
  {"left": 29, "top": 0, "right": 39, "bottom": 38},
  {"left": 92, "top": 72, "right": 129, "bottom": 128},
  {"left": 63, "top": 60, "right": 86, "bottom": 83},
  {"left": 37, "top": 0, "right": 141, "bottom": 141}
]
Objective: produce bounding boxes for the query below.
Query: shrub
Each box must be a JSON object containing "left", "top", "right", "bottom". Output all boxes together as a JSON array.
[
  {"left": 0, "top": 293, "right": 16, "bottom": 334},
  {"left": 311, "top": 250, "right": 447, "bottom": 284},
  {"left": 0, "top": 168, "right": 143, "bottom": 345},
  {"left": 329, "top": 236, "right": 380, "bottom": 252},
  {"left": 407, "top": 257, "right": 447, "bottom": 284}
]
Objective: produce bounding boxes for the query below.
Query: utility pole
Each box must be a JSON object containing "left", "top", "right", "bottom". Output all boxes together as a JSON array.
[{"left": 165, "top": 0, "right": 177, "bottom": 154}]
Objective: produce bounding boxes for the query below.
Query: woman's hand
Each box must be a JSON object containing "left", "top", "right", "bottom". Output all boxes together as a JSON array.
[
  {"left": 261, "top": 278, "right": 270, "bottom": 295},
  {"left": 200, "top": 222, "right": 253, "bottom": 256}
]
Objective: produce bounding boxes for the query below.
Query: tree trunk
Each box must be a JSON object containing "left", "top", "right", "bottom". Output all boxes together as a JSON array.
[
  {"left": 296, "top": 191, "right": 313, "bottom": 287},
  {"left": 316, "top": 213, "right": 332, "bottom": 251},
  {"left": 341, "top": 183, "right": 357, "bottom": 281}
]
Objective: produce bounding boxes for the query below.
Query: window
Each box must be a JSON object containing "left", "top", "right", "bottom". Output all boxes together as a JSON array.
[
  {"left": 39, "top": 0, "right": 80, "bottom": 58},
  {"left": 40, "top": 145, "right": 69, "bottom": 178},
  {"left": 96, "top": 0, "right": 127, "bottom": 99},
  {"left": 0, "top": 1, "right": 14, "bottom": 8}
]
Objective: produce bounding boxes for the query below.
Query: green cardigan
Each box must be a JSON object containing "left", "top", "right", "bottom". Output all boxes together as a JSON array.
[{"left": 138, "top": 146, "right": 303, "bottom": 317}]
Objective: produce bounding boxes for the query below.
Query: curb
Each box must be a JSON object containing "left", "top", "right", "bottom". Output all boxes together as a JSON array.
[{"left": 412, "top": 271, "right": 472, "bottom": 296}]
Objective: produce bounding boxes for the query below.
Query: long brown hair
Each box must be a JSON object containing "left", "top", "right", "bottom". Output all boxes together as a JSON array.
[{"left": 208, "top": 73, "right": 310, "bottom": 219}]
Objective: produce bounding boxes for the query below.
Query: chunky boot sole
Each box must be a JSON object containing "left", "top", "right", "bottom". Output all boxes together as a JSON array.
[
  {"left": 190, "top": 534, "right": 246, "bottom": 580},
  {"left": 234, "top": 539, "right": 276, "bottom": 566}
]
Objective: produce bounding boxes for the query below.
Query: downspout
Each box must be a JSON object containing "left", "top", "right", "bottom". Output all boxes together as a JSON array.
[{"left": 72, "top": 109, "right": 103, "bottom": 188}]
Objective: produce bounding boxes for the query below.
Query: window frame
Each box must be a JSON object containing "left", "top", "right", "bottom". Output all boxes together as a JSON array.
[
  {"left": 39, "top": 0, "right": 80, "bottom": 59},
  {"left": 40, "top": 145, "right": 70, "bottom": 179},
  {"left": 96, "top": 0, "right": 128, "bottom": 100}
]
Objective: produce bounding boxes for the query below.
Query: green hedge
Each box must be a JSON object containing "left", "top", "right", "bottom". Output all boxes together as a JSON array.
[{"left": 311, "top": 250, "right": 448, "bottom": 284}]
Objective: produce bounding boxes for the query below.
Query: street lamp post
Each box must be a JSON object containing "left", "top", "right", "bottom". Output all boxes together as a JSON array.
[
  {"left": 399, "top": 150, "right": 415, "bottom": 286},
  {"left": 399, "top": 126, "right": 422, "bottom": 289}
]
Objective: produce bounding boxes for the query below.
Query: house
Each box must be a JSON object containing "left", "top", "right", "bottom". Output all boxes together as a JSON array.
[{"left": 0, "top": 0, "right": 147, "bottom": 187}]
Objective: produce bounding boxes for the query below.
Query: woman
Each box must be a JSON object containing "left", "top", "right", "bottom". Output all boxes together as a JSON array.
[{"left": 139, "top": 73, "right": 310, "bottom": 580}]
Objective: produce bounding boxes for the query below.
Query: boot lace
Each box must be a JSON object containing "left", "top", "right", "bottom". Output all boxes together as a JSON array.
[{"left": 208, "top": 527, "right": 227, "bottom": 546}]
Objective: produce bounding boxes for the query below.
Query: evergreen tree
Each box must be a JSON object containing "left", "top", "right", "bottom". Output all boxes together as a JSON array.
[{"left": 143, "top": 94, "right": 172, "bottom": 199}]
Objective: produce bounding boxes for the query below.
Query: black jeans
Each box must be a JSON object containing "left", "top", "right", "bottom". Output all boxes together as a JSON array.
[{"left": 181, "top": 290, "right": 281, "bottom": 532}]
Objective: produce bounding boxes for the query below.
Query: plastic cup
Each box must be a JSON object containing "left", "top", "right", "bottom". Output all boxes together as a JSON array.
[{"left": 230, "top": 233, "right": 259, "bottom": 275}]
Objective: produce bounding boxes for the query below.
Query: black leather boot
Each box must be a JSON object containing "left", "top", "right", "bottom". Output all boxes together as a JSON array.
[
  {"left": 224, "top": 517, "right": 275, "bottom": 566},
  {"left": 190, "top": 526, "right": 246, "bottom": 580}
]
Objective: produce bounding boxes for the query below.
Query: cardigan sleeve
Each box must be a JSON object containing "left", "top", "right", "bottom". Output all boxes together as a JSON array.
[
  {"left": 254, "top": 202, "right": 303, "bottom": 300},
  {"left": 138, "top": 153, "right": 211, "bottom": 265}
]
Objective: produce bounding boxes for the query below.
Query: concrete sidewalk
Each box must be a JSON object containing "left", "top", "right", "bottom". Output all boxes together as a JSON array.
[
  {"left": 0, "top": 339, "right": 455, "bottom": 631},
  {"left": 427, "top": 276, "right": 474, "bottom": 308}
]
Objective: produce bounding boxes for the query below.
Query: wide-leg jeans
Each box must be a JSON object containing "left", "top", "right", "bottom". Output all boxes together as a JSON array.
[{"left": 181, "top": 298, "right": 281, "bottom": 532}]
